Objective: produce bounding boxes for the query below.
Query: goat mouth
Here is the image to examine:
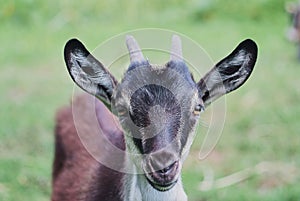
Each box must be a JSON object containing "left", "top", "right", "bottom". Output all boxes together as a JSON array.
[
  {"left": 143, "top": 160, "right": 181, "bottom": 191},
  {"left": 146, "top": 177, "right": 177, "bottom": 192}
]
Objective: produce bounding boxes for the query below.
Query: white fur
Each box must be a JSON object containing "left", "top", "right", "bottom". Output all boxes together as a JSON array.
[{"left": 122, "top": 139, "right": 189, "bottom": 201}]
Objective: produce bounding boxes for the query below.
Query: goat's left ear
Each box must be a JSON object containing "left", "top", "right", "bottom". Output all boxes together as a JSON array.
[
  {"left": 64, "top": 39, "right": 118, "bottom": 107},
  {"left": 197, "top": 39, "right": 258, "bottom": 106}
]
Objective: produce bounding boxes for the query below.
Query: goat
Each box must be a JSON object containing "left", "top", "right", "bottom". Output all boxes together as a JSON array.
[
  {"left": 286, "top": 1, "right": 300, "bottom": 59},
  {"left": 52, "top": 35, "right": 258, "bottom": 201}
]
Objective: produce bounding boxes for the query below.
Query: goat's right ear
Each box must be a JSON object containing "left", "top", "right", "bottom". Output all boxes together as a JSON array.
[{"left": 64, "top": 39, "right": 118, "bottom": 106}]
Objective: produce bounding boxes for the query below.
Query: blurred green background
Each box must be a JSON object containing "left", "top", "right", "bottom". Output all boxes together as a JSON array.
[{"left": 1, "top": 0, "right": 300, "bottom": 200}]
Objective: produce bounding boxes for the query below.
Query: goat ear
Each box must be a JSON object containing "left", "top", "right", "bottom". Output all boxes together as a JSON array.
[
  {"left": 197, "top": 39, "right": 258, "bottom": 106},
  {"left": 64, "top": 39, "right": 118, "bottom": 106}
]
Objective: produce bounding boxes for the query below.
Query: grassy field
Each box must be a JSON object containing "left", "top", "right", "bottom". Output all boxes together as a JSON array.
[{"left": 1, "top": 0, "right": 300, "bottom": 200}]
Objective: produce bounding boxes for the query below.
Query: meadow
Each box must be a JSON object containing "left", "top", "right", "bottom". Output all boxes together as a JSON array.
[{"left": 0, "top": 0, "right": 300, "bottom": 200}]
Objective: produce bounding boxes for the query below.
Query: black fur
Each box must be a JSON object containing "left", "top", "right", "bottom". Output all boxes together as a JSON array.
[{"left": 129, "top": 84, "right": 181, "bottom": 154}]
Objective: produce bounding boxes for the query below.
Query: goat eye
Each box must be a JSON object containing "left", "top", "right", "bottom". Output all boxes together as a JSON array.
[{"left": 193, "top": 104, "right": 204, "bottom": 115}]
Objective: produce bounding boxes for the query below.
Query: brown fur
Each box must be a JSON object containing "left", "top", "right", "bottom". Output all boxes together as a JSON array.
[{"left": 52, "top": 93, "right": 125, "bottom": 201}]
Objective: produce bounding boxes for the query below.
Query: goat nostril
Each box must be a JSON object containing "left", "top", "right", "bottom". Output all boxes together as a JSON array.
[{"left": 158, "top": 161, "right": 177, "bottom": 174}]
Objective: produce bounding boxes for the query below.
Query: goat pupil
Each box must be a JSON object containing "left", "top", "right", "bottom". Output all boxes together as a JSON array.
[{"left": 195, "top": 105, "right": 202, "bottom": 112}]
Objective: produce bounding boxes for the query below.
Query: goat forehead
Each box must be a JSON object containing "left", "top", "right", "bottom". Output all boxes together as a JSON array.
[
  {"left": 121, "top": 62, "right": 196, "bottom": 94},
  {"left": 129, "top": 84, "right": 182, "bottom": 128},
  {"left": 127, "top": 59, "right": 192, "bottom": 79}
]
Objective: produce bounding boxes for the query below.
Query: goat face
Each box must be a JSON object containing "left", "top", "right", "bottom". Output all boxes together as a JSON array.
[{"left": 112, "top": 59, "right": 203, "bottom": 191}]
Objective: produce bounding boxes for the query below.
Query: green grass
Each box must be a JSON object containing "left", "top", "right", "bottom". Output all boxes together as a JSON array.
[{"left": 1, "top": 0, "right": 300, "bottom": 200}]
